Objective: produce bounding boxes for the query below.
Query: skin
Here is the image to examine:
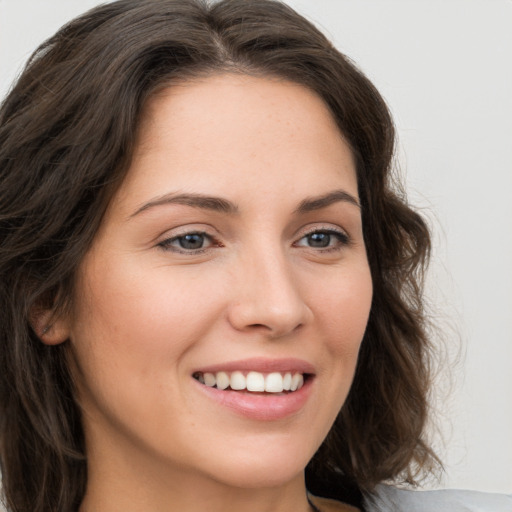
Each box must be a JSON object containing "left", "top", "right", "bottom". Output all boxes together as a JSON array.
[{"left": 47, "top": 74, "right": 373, "bottom": 512}]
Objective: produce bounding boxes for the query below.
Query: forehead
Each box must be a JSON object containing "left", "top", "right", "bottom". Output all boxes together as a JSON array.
[
  {"left": 113, "top": 73, "right": 358, "bottom": 214},
  {"left": 138, "top": 73, "right": 348, "bottom": 154}
]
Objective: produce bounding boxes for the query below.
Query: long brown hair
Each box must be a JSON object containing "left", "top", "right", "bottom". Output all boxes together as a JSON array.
[{"left": 0, "top": 1, "right": 439, "bottom": 510}]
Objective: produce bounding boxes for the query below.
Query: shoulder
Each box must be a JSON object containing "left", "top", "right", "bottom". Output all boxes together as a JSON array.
[{"left": 363, "top": 484, "right": 512, "bottom": 512}]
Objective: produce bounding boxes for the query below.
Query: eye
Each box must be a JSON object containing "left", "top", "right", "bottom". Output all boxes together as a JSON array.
[
  {"left": 158, "top": 231, "right": 215, "bottom": 252},
  {"left": 295, "top": 229, "right": 349, "bottom": 251}
]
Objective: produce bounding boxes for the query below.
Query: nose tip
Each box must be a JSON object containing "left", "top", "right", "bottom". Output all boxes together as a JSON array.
[
  {"left": 229, "top": 299, "right": 308, "bottom": 338},
  {"left": 227, "top": 262, "right": 312, "bottom": 338}
]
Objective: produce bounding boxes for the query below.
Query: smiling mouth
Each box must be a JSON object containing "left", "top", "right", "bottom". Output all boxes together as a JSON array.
[{"left": 192, "top": 371, "right": 308, "bottom": 393}]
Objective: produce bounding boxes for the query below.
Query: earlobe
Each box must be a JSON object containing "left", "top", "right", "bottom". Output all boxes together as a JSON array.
[{"left": 31, "top": 308, "right": 70, "bottom": 345}]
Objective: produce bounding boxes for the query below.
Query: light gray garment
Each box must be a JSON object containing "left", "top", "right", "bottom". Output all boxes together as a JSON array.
[{"left": 364, "top": 485, "right": 512, "bottom": 512}]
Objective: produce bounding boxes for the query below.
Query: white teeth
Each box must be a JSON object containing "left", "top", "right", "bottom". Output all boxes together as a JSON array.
[
  {"left": 283, "top": 372, "right": 292, "bottom": 391},
  {"left": 290, "top": 373, "right": 303, "bottom": 391},
  {"left": 230, "top": 371, "right": 246, "bottom": 390},
  {"left": 196, "top": 370, "right": 306, "bottom": 393},
  {"left": 265, "top": 372, "right": 284, "bottom": 393},
  {"left": 216, "top": 371, "right": 230, "bottom": 390},
  {"left": 204, "top": 372, "right": 216, "bottom": 387},
  {"left": 246, "top": 371, "right": 265, "bottom": 392}
]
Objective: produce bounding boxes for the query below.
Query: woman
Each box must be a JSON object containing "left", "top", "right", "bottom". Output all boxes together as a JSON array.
[{"left": 0, "top": 1, "right": 444, "bottom": 511}]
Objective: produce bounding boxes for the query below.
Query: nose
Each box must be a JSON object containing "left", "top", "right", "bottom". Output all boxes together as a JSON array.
[{"left": 227, "top": 249, "right": 312, "bottom": 338}]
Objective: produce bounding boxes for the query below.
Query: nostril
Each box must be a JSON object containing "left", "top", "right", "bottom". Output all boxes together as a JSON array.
[
  {"left": 226, "top": 284, "right": 311, "bottom": 337},
  {"left": 246, "top": 322, "right": 304, "bottom": 338}
]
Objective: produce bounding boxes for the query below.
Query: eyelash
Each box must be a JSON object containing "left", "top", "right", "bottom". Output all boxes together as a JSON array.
[
  {"left": 293, "top": 228, "right": 350, "bottom": 252},
  {"left": 157, "top": 227, "right": 350, "bottom": 254},
  {"left": 157, "top": 231, "right": 219, "bottom": 254}
]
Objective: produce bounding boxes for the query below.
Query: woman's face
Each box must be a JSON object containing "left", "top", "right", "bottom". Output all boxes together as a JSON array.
[{"left": 65, "top": 74, "right": 372, "bottom": 489}]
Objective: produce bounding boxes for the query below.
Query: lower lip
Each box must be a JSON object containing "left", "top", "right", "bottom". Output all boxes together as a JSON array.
[{"left": 194, "top": 377, "right": 314, "bottom": 421}]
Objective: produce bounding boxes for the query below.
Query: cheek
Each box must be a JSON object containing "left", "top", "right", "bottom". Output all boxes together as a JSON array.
[
  {"left": 69, "top": 259, "right": 248, "bottom": 421},
  {"left": 310, "top": 263, "right": 372, "bottom": 407},
  {"left": 316, "top": 265, "right": 373, "bottom": 356},
  {"left": 67, "top": 260, "right": 228, "bottom": 431},
  {"left": 299, "top": 263, "right": 372, "bottom": 445},
  {"left": 72, "top": 258, "right": 225, "bottom": 351}
]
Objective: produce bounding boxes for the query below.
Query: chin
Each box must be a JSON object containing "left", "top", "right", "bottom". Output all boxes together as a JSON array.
[{"left": 194, "top": 442, "right": 313, "bottom": 490}]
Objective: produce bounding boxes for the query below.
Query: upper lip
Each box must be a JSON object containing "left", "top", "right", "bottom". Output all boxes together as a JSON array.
[{"left": 193, "top": 357, "right": 315, "bottom": 375}]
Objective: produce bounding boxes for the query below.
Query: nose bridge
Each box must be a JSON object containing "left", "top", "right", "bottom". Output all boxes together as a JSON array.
[{"left": 228, "top": 238, "right": 310, "bottom": 337}]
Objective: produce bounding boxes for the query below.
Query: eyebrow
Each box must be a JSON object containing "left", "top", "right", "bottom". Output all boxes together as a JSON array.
[
  {"left": 130, "top": 188, "right": 360, "bottom": 218},
  {"left": 295, "top": 189, "right": 360, "bottom": 213},
  {"left": 130, "top": 192, "right": 239, "bottom": 217}
]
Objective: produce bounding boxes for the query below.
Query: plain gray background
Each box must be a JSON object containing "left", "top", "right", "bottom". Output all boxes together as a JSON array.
[{"left": 1, "top": 0, "right": 511, "bottom": 494}]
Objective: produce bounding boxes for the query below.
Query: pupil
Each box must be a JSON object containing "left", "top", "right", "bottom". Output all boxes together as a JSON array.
[
  {"left": 308, "top": 232, "right": 330, "bottom": 248},
  {"left": 179, "top": 234, "right": 204, "bottom": 249}
]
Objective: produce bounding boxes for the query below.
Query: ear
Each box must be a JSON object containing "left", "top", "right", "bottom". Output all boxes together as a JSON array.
[{"left": 30, "top": 307, "right": 71, "bottom": 346}]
